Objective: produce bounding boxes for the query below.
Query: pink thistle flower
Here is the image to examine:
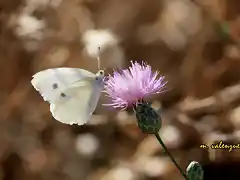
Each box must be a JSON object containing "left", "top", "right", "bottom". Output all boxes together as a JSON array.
[
  {"left": 104, "top": 62, "right": 188, "bottom": 180},
  {"left": 104, "top": 61, "right": 167, "bottom": 109}
]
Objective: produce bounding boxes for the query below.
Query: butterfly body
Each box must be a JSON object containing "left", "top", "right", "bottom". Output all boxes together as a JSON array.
[{"left": 31, "top": 68, "right": 105, "bottom": 125}]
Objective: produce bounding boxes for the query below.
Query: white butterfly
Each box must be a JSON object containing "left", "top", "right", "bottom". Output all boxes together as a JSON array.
[{"left": 31, "top": 68, "right": 105, "bottom": 125}]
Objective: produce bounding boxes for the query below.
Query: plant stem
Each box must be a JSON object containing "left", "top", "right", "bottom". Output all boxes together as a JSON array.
[{"left": 154, "top": 133, "right": 188, "bottom": 180}]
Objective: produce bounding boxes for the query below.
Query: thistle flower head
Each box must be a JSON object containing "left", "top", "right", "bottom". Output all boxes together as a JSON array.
[
  {"left": 134, "top": 100, "right": 162, "bottom": 134},
  {"left": 104, "top": 61, "right": 167, "bottom": 109},
  {"left": 186, "top": 161, "right": 204, "bottom": 180}
]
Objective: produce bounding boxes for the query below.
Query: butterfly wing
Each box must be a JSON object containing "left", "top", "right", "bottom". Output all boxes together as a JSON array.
[
  {"left": 31, "top": 68, "right": 95, "bottom": 103},
  {"left": 49, "top": 79, "right": 103, "bottom": 125}
]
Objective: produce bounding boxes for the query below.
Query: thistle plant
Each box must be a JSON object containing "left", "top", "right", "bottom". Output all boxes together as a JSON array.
[{"left": 104, "top": 61, "right": 199, "bottom": 180}]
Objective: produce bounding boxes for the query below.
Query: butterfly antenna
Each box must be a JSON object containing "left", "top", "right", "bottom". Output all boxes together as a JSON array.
[{"left": 97, "top": 47, "right": 101, "bottom": 70}]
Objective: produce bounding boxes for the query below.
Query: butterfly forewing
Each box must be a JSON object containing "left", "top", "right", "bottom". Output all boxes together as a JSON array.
[{"left": 31, "top": 68, "right": 95, "bottom": 103}]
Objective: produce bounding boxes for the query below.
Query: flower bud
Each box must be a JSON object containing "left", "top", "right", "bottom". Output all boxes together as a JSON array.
[
  {"left": 186, "top": 161, "right": 204, "bottom": 180},
  {"left": 134, "top": 101, "right": 162, "bottom": 134}
]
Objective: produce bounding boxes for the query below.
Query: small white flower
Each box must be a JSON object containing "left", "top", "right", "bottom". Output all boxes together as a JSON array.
[
  {"left": 16, "top": 13, "right": 45, "bottom": 39},
  {"left": 82, "top": 29, "right": 118, "bottom": 57},
  {"left": 75, "top": 133, "right": 99, "bottom": 157}
]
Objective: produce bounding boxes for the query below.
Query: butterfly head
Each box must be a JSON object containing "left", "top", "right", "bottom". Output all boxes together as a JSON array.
[
  {"left": 95, "top": 70, "right": 105, "bottom": 83},
  {"left": 96, "top": 70, "right": 104, "bottom": 78}
]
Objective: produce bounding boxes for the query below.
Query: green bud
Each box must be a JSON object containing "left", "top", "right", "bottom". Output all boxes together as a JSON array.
[
  {"left": 134, "top": 100, "right": 162, "bottom": 134},
  {"left": 186, "top": 161, "right": 204, "bottom": 180}
]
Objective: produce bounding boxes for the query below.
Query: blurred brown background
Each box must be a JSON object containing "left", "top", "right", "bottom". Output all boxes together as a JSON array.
[{"left": 0, "top": 0, "right": 240, "bottom": 180}]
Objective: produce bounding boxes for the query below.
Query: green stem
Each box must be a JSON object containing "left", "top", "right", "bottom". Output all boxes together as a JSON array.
[{"left": 154, "top": 133, "right": 188, "bottom": 180}]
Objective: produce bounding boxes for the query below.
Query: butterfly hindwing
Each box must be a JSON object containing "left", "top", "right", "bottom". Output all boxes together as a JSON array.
[{"left": 49, "top": 80, "right": 102, "bottom": 125}]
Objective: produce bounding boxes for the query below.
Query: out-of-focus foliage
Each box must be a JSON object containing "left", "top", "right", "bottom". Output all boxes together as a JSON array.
[{"left": 0, "top": 0, "right": 240, "bottom": 180}]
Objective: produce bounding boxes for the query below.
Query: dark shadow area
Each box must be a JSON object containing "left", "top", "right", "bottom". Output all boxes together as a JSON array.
[{"left": 203, "top": 161, "right": 240, "bottom": 180}]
